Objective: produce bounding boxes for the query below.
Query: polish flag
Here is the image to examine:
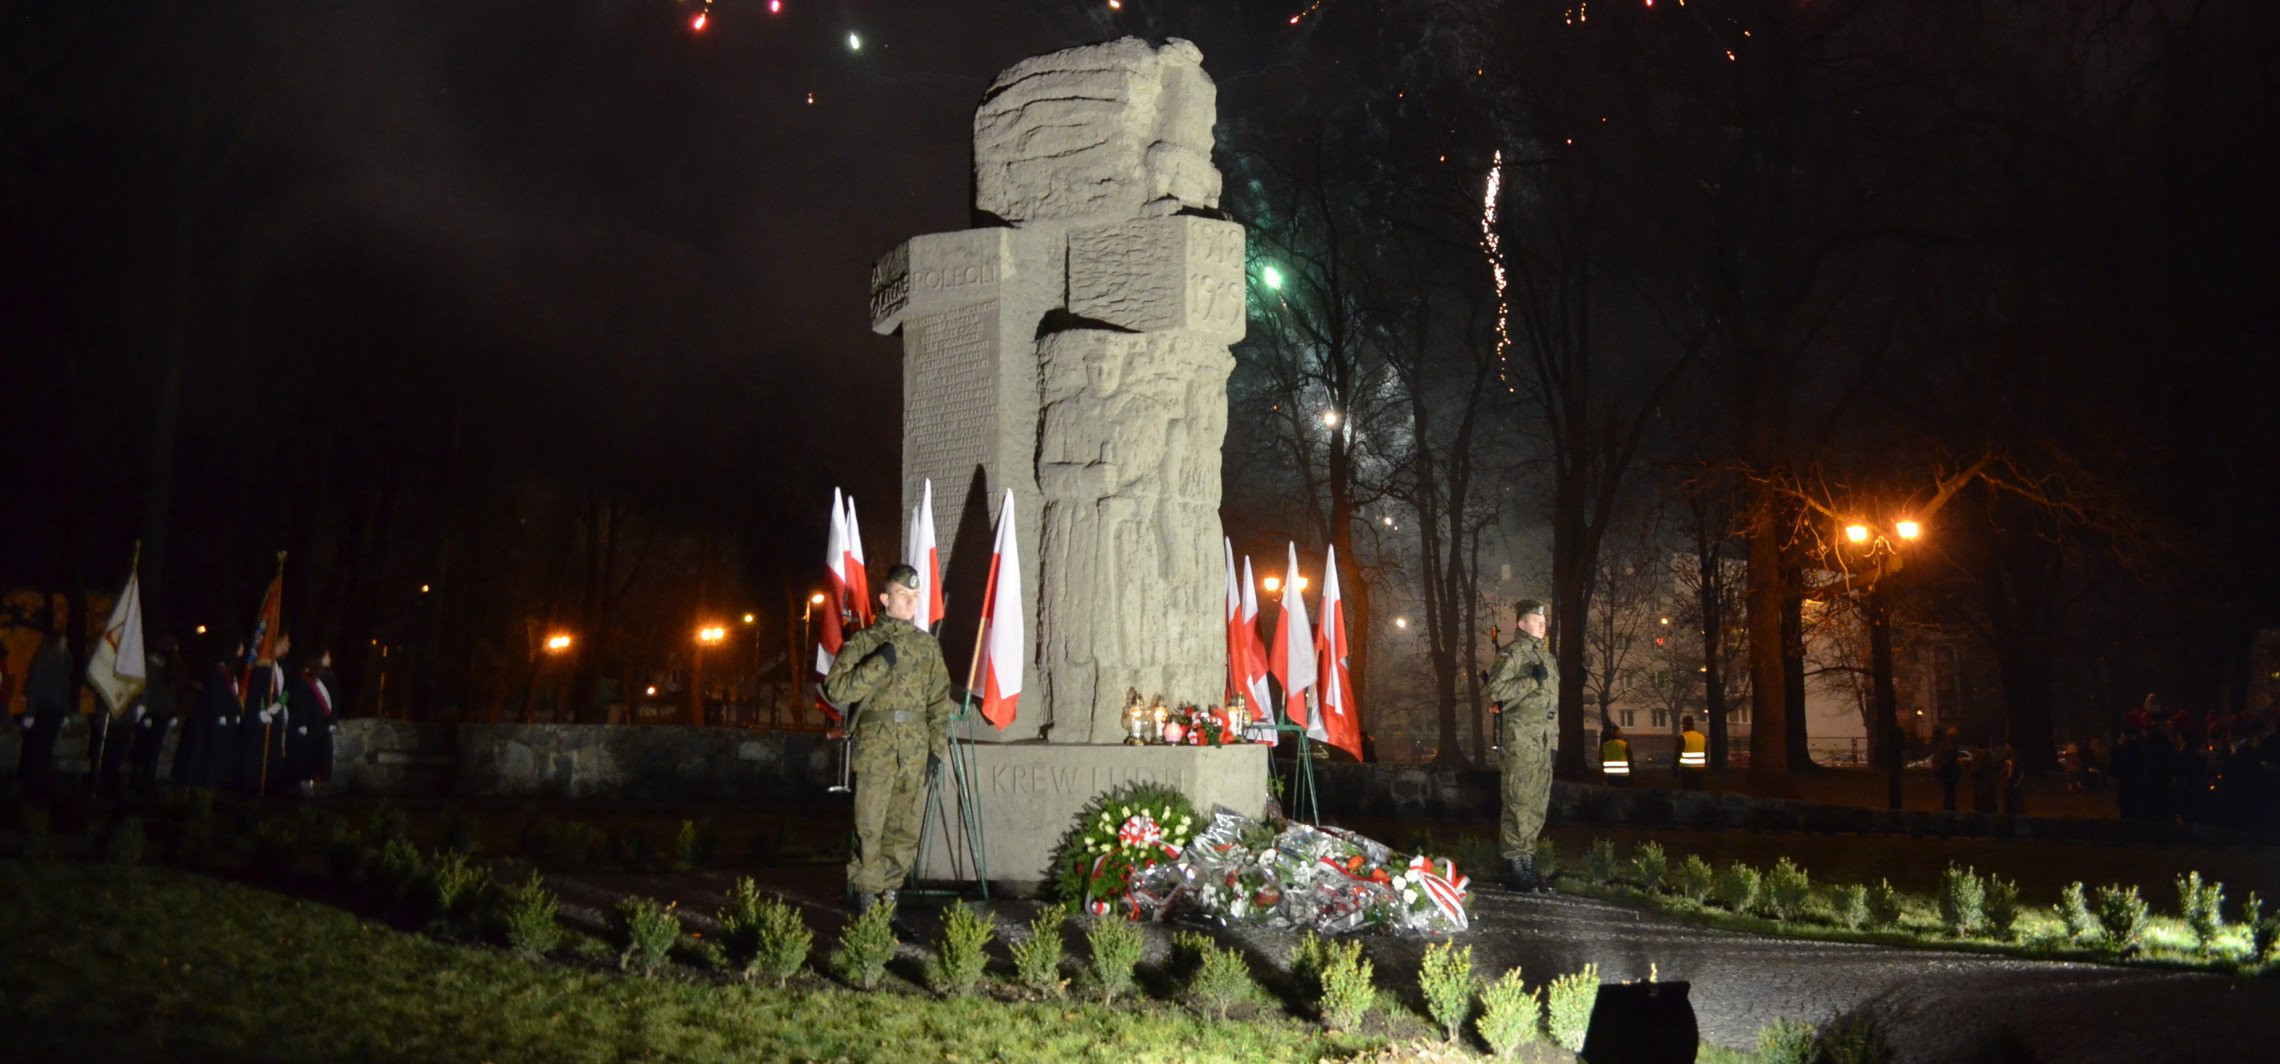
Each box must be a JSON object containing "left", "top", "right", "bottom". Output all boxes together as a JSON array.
[
  {"left": 1223, "top": 538, "right": 1247, "bottom": 704},
  {"left": 1267, "top": 541, "right": 1316, "bottom": 731},
  {"left": 1239, "top": 555, "right": 1273, "bottom": 719},
  {"left": 816, "top": 491, "right": 850, "bottom": 679},
  {"left": 842, "top": 494, "right": 873, "bottom": 625},
  {"left": 905, "top": 479, "right": 944, "bottom": 632},
  {"left": 973, "top": 490, "right": 1024, "bottom": 729},
  {"left": 1313, "top": 544, "right": 1362, "bottom": 760}
]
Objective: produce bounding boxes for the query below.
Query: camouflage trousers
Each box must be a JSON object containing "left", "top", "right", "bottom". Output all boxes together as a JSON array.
[
  {"left": 847, "top": 721, "right": 931, "bottom": 895},
  {"left": 1499, "top": 721, "right": 1555, "bottom": 860}
]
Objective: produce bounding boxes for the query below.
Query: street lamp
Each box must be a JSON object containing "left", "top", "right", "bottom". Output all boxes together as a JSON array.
[
  {"left": 692, "top": 625, "right": 727, "bottom": 727},
  {"left": 1841, "top": 518, "right": 1923, "bottom": 810},
  {"left": 544, "top": 633, "right": 573, "bottom": 653},
  {"left": 1895, "top": 519, "right": 1922, "bottom": 541},
  {"left": 1261, "top": 575, "right": 1282, "bottom": 593}
]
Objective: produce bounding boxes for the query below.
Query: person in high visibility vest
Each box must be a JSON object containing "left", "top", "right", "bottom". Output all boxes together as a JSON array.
[
  {"left": 1600, "top": 723, "right": 1632, "bottom": 786},
  {"left": 1677, "top": 714, "right": 1708, "bottom": 790}
]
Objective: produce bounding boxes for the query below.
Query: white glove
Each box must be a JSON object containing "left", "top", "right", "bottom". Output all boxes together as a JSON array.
[
  {"left": 130, "top": 705, "right": 146, "bottom": 724},
  {"left": 262, "top": 706, "right": 282, "bottom": 724},
  {"left": 296, "top": 726, "right": 308, "bottom": 735}
]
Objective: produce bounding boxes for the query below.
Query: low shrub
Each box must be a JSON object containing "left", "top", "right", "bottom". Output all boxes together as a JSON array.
[
  {"left": 1544, "top": 963, "right": 1599, "bottom": 1052},
  {"left": 1756, "top": 1017, "right": 1820, "bottom": 1064},
  {"left": 1864, "top": 878, "right": 1905, "bottom": 930},
  {"left": 103, "top": 815, "right": 146, "bottom": 865},
  {"left": 1186, "top": 939, "right": 1259, "bottom": 1020},
  {"left": 1632, "top": 841, "right": 1669, "bottom": 893},
  {"left": 1475, "top": 969, "right": 1544, "bottom": 1058},
  {"left": 1084, "top": 913, "right": 1143, "bottom": 1003},
  {"left": 1713, "top": 861, "right": 1761, "bottom": 913},
  {"left": 2177, "top": 870, "right": 2226, "bottom": 953},
  {"left": 1418, "top": 941, "right": 1476, "bottom": 1041},
  {"left": 617, "top": 897, "right": 682, "bottom": 976},
  {"left": 1533, "top": 839, "right": 1560, "bottom": 882},
  {"left": 1290, "top": 932, "right": 1330, "bottom": 1000},
  {"left": 1674, "top": 854, "right": 1716, "bottom": 904},
  {"left": 718, "top": 878, "right": 809, "bottom": 986},
  {"left": 373, "top": 836, "right": 425, "bottom": 902},
  {"left": 2243, "top": 893, "right": 2279, "bottom": 965},
  {"left": 1983, "top": 875, "right": 2022, "bottom": 941},
  {"left": 365, "top": 801, "right": 410, "bottom": 846},
  {"left": 1763, "top": 857, "right": 1811, "bottom": 921},
  {"left": 424, "top": 849, "right": 492, "bottom": 927},
  {"left": 2059, "top": 881, "right": 2096, "bottom": 941},
  {"left": 1316, "top": 937, "right": 1376, "bottom": 1031},
  {"left": 2093, "top": 884, "right": 2148, "bottom": 956},
  {"left": 1835, "top": 884, "right": 1871, "bottom": 930},
  {"left": 1585, "top": 839, "right": 1620, "bottom": 885},
  {"left": 1820, "top": 1012, "right": 1896, "bottom": 1064},
  {"left": 670, "top": 820, "right": 700, "bottom": 872},
  {"left": 926, "top": 902, "right": 995, "bottom": 997},
  {"left": 830, "top": 902, "right": 897, "bottom": 990},
  {"left": 498, "top": 872, "right": 563, "bottom": 960},
  {"left": 1009, "top": 905, "right": 1067, "bottom": 997},
  {"left": 1937, "top": 864, "right": 1985, "bottom": 937}
]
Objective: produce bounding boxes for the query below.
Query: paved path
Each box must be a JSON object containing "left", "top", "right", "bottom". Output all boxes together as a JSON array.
[{"left": 550, "top": 868, "right": 2279, "bottom": 1063}]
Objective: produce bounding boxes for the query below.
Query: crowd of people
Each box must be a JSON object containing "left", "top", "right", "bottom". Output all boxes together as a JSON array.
[
  {"left": 4, "top": 628, "right": 343, "bottom": 800},
  {"left": 2110, "top": 696, "right": 2280, "bottom": 830}
]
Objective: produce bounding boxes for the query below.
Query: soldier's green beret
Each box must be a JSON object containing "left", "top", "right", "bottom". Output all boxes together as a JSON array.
[
  {"left": 883, "top": 563, "right": 922, "bottom": 591},
  {"left": 1513, "top": 598, "right": 1546, "bottom": 619}
]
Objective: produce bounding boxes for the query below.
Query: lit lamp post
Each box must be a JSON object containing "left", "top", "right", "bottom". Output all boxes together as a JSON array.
[
  {"left": 693, "top": 624, "right": 726, "bottom": 727},
  {"left": 1842, "top": 518, "right": 1922, "bottom": 810},
  {"left": 795, "top": 591, "right": 827, "bottom": 726}
]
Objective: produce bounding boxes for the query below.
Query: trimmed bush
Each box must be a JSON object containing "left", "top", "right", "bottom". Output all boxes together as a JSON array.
[
  {"left": 1822, "top": 1013, "right": 1896, "bottom": 1064},
  {"left": 1937, "top": 864, "right": 1985, "bottom": 937},
  {"left": 1835, "top": 884, "right": 1871, "bottom": 930},
  {"left": 1419, "top": 941, "right": 1476, "bottom": 1041},
  {"left": 670, "top": 820, "right": 700, "bottom": 872},
  {"left": 2059, "top": 881, "right": 2096, "bottom": 941},
  {"left": 1545, "top": 963, "right": 1598, "bottom": 1052},
  {"left": 1983, "top": 875, "right": 2022, "bottom": 941},
  {"left": 1186, "top": 940, "right": 1259, "bottom": 1020},
  {"left": 2177, "top": 871, "right": 2225, "bottom": 953},
  {"left": 425, "top": 849, "right": 491, "bottom": 926},
  {"left": 2093, "top": 884, "right": 2148, "bottom": 956},
  {"left": 719, "top": 879, "right": 809, "bottom": 986},
  {"left": 498, "top": 872, "right": 563, "bottom": 960},
  {"left": 1476, "top": 969, "right": 1544, "bottom": 1057},
  {"left": 1532, "top": 839, "right": 1560, "bottom": 882},
  {"left": 1632, "top": 841, "right": 1669, "bottom": 893},
  {"left": 1864, "top": 878, "right": 1904, "bottom": 930},
  {"left": 1713, "top": 861, "right": 1761, "bottom": 913},
  {"left": 1674, "top": 854, "right": 1716, "bottom": 904},
  {"left": 1756, "top": 1017, "right": 1820, "bottom": 1064},
  {"left": 103, "top": 815, "right": 146, "bottom": 865},
  {"left": 1317, "top": 937, "right": 1377, "bottom": 1031},
  {"left": 1084, "top": 913, "right": 1143, "bottom": 1003},
  {"left": 2246, "top": 892, "right": 2279, "bottom": 964},
  {"left": 617, "top": 897, "right": 682, "bottom": 976},
  {"left": 926, "top": 902, "right": 995, "bottom": 997},
  {"left": 1290, "top": 932, "right": 1330, "bottom": 1000},
  {"left": 1008, "top": 905, "right": 1067, "bottom": 997},
  {"left": 1763, "top": 857, "right": 1811, "bottom": 920},
  {"left": 1586, "top": 839, "right": 1620, "bottom": 885},
  {"left": 830, "top": 901, "right": 897, "bottom": 990},
  {"left": 373, "top": 836, "right": 425, "bottom": 902}
]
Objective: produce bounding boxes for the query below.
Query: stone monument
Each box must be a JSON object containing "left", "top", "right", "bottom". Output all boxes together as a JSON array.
[{"left": 869, "top": 38, "right": 1265, "bottom": 885}]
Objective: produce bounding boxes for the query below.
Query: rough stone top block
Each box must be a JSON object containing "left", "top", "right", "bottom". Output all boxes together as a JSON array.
[
  {"left": 1067, "top": 216, "right": 1247, "bottom": 343},
  {"left": 973, "top": 37, "right": 1222, "bottom": 224},
  {"left": 871, "top": 228, "right": 1062, "bottom": 335}
]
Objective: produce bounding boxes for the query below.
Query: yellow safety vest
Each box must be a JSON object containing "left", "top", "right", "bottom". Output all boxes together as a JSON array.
[
  {"left": 1601, "top": 738, "right": 1631, "bottom": 776},
  {"left": 1679, "top": 730, "right": 1707, "bottom": 768}
]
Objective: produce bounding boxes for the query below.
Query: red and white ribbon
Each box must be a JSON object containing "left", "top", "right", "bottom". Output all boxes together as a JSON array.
[{"left": 1408, "top": 855, "right": 1471, "bottom": 930}]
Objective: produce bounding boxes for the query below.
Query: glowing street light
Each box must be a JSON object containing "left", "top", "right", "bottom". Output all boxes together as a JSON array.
[
  {"left": 1895, "top": 519, "right": 1922, "bottom": 541},
  {"left": 544, "top": 633, "right": 573, "bottom": 653},
  {"left": 742, "top": 612, "right": 757, "bottom": 625},
  {"left": 1294, "top": 574, "right": 1310, "bottom": 592},
  {"left": 1844, "top": 524, "right": 1871, "bottom": 545},
  {"left": 1322, "top": 409, "right": 1340, "bottom": 428},
  {"left": 846, "top": 31, "right": 862, "bottom": 51},
  {"left": 697, "top": 625, "right": 727, "bottom": 644},
  {"left": 1261, "top": 575, "right": 1283, "bottom": 593},
  {"left": 809, "top": 592, "right": 827, "bottom": 606},
  {"left": 1261, "top": 265, "right": 1284, "bottom": 290},
  {"left": 1394, "top": 616, "right": 1409, "bottom": 630}
]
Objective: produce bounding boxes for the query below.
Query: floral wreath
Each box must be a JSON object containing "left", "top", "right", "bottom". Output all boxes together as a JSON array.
[{"left": 1049, "top": 781, "right": 1199, "bottom": 911}]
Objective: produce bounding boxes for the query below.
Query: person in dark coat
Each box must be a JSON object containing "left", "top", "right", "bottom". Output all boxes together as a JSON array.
[
  {"left": 17, "top": 633, "right": 73, "bottom": 796},
  {"left": 240, "top": 632, "right": 291, "bottom": 795},
  {"left": 175, "top": 636, "right": 244, "bottom": 790},
  {"left": 129, "top": 637, "right": 181, "bottom": 796},
  {"left": 283, "top": 645, "right": 341, "bottom": 795}
]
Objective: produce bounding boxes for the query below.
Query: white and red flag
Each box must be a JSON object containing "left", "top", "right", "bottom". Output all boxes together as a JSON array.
[
  {"left": 1267, "top": 541, "right": 1316, "bottom": 730},
  {"left": 906, "top": 479, "right": 944, "bottom": 632},
  {"left": 1223, "top": 538, "right": 1247, "bottom": 705},
  {"left": 1239, "top": 554, "right": 1273, "bottom": 719},
  {"left": 815, "top": 490, "right": 850, "bottom": 682},
  {"left": 973, "top": 489, "right": 1024, "bottom": 730},
  {"left": 86, "top": 552, "right": 147, "bottom": 716},
  {"left": 1313, "top": 544, "right": 1363, "bottom": 760},
  {"left": 842, "top": 494, "right": 873, "bottom": 625}
]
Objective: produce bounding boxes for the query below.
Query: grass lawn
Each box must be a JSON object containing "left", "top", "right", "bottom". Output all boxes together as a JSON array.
[{"left": 0, "top": 858, "right": 1389, "bottom": 1062}]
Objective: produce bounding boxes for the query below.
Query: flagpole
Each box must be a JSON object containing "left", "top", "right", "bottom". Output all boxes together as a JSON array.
[
  {"left": 255, "top": 550, "right": 285, "bottom": 797},
  {"left": 87, "top": 542, "right": 144, "bottom": 795}
]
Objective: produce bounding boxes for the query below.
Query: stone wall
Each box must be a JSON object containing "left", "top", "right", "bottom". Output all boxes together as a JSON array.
[{"left": 330, "top": 719, "right": 839, "bottom": 802}]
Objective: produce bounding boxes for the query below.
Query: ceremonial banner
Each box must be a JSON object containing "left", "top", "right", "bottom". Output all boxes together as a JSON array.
[
  {"left": 86, "top": 556, "right": 146, "bottom": 716},
  {"left": 975, "top": 489, "right": 1024, "bottom": 729},
  {"left": 1267, "top": 541, "right": 1316, "bottom": 728},
  {"left": 1313, "top": 544, "right": 1361, "bottom": 760}
]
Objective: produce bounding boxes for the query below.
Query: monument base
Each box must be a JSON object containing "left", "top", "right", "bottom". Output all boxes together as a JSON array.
[{"left": 914, "top": 741, "right": 1270, "bottom": 889}]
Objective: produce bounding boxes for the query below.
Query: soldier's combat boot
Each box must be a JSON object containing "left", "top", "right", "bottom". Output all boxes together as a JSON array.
[
  {"left": 1505, "top": 856, "right": 1543, "bottom": 893},
  {"left": 854, "top": 891, "right": 880, "bottom": 914}
]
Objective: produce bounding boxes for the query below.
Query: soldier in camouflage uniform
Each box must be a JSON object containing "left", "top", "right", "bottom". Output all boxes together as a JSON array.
[
  {"left": 1483, "top": 598, "right": 1559, "bottom": 892},
  {"left": 823, "top": 562, "right": 954, "bottom": 913}
]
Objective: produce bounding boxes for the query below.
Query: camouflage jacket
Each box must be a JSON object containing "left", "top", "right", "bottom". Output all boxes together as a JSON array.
[
  {"left": 1484, "top": 633, "right": 1558, "bottom": 746},
  {"left": 823, "top": 617, "right": 954, "bottom": 753}
]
